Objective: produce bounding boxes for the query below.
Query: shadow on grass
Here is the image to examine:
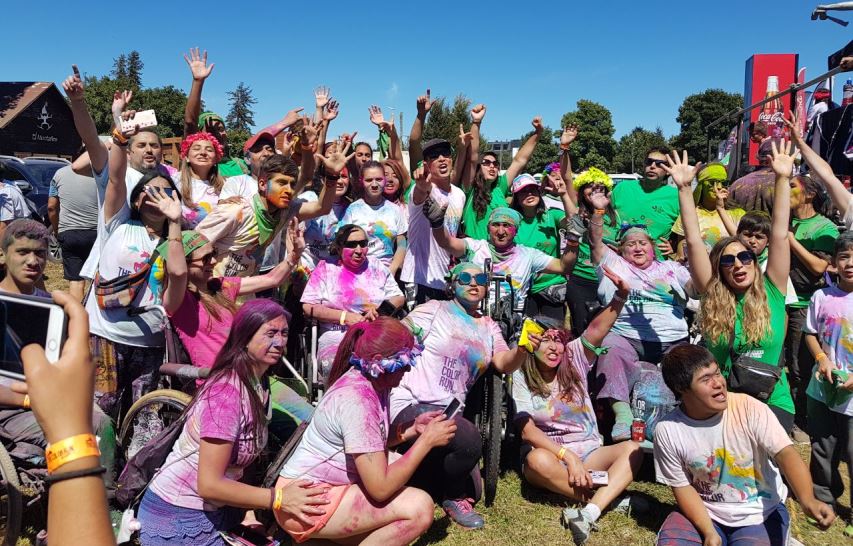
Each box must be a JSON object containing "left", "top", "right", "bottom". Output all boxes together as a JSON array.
[{"left": 413, "top": 515, "right": 451, "bottom": 546}]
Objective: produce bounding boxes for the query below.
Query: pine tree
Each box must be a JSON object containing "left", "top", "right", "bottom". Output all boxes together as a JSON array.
[
  {"left": 111, "top": 54, "right": 127, "bottom": 80},
  {"left": 226, "top": 82, "right": 257, "bottom": 133},
  {"left": 126, "top": 51, "right": 144, "bottom": 89}
]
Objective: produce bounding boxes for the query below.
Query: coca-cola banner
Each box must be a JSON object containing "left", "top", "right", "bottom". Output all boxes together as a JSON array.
[{"left": 744, "top": 53, "right": 799, "bottom": 166}]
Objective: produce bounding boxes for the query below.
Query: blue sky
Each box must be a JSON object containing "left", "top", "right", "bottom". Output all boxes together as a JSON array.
[{"left": 3, "top": 1, "right": 850, "bottom": 144}]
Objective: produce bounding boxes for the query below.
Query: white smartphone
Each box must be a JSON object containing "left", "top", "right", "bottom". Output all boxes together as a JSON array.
[
  {"left": 442, "top": 397, "right": 464, "bottom": 419},
  {"left": 0, "top": 293, "right": 67, "bottom": 381},
  {"left": 121, "top": 109, "right": 158, "bottom": 133},
  {"left": 589, "top": 470, "right": 609, "bottom": 486}
]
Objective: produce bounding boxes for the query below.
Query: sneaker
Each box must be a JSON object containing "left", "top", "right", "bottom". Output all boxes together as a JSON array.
[
  {"left": 441, "top": 498, "right": 485, "bottom": 530},
  {"left": 610, "top": 494, "right": 652, "bottom": 516},
  {"left": 790, "top": 425, "right": 809, "bottom": 444},
  {"left": 611, "top": 421, "right": 631, "bottom": 442},
  {"left": 561, "top": 507, "right": 599, "bottom": 545}
]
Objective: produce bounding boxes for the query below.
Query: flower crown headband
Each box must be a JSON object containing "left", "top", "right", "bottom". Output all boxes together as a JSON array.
[
  {"left": 542, "top": 162, "right": 561, "bottom": 175},
  {"left": 572, "top": 166, "right": 613, "bottom": 191},
  {"left": 180, "top": 131, "right": 224, "bottom": 161},
  {"left": 349, "top": 344, "right": 423, "bottom": 379}
]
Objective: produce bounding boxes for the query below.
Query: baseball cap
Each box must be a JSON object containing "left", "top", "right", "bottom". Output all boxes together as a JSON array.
[
  {"left": 243, "top": 130, "right": 276, "bottom": 154},
  {"left": 511, "top": 173, "right": 540, "bottom": 194},
  {"left": 422, "top": 138, "right": 451, "bottom": 159}
]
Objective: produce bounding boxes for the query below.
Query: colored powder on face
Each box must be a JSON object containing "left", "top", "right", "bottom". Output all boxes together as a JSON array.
[{"left": 341, "top": 247, "right": 359, "bottom": 269}]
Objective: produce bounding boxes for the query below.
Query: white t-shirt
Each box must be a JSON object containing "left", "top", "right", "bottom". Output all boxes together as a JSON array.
[
  {"left": 401, "top": 184, "right": 465, "bottom": 289},
  {"left": 219, "top": 174, "right": 258, "bottom": 201},
  {"left": 844, "top": 203, "right": 853, "bottom": 231},
  {"left": 0, "top": 182, "right": 29, "bottom": 222},
  {"left": 597, "top": 248, "right": 694, "bottom": 343},
  {"left": 340, "top": 198, "right": 406, "bottom": 267},
  {"left": 804, "top": 286, "right": 853, "bottom": 416},
  {"left": 84, "top": 200, "right": 166, "bottom": 347},
  {"left": 171, "top": 175, "right": 219, "bottom": 228},
  {"left": 653, "top": 393, "right": 792, "bottom": 527},
  {"left": 281, "top": 368, "right": 388, "bottom": 485},
  {"left": 299, "top": 191, "right": 348, "bottom": 271},
  {"left": 390, "top": 299, "right": 509, "bottom": 420},
  {"left": 463, "top": 239, "right": 553, "bottom": 308}
]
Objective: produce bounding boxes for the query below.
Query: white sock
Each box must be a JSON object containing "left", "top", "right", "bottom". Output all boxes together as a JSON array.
[{"left": 581, "top": 503, "right": 601, "bottom": 522}]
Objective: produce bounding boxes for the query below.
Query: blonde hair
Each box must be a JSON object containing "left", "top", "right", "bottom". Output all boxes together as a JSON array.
[
  {"left": 179, "top": 160, "right": 224, "bottom": 209},
  {"left": 699, "top": 237, "right": 770, "bottom": 345}
]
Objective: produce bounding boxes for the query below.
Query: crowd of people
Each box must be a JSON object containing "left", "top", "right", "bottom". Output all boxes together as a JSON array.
[{"left": 1, "top": 49, "right": 852, "bottom": 546}]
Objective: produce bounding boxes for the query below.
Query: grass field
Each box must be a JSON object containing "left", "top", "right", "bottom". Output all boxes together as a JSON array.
[{"left": 25, "top": 263, "right": 850, "bottom": 545}]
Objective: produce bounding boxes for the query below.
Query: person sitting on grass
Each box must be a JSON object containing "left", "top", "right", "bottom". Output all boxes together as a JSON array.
[
  {"left": 654, "top": 344, "right": 835, "bottom": 546},
  {"left": 512, "top": 266, "right": 645, "bottom": 546}
]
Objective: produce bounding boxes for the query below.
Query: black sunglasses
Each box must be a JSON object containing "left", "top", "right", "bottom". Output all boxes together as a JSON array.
[
  {"left": 481, "top": 159, "right": 498, "bottom": 167},
  {"left": 644, "top": 158, "right": 667, "bottom": 167},
  {"left": 343, "top": 240, "right": 368, "bottom": 249},
  {"left": 456, "top": 272, "right": 489, "bottom": 287},
  {"left": 190, "top": 252, "right": 215, "bottom": 264},
  {"left": 719, "top": 250, "right": 756, "bottom": 269}
]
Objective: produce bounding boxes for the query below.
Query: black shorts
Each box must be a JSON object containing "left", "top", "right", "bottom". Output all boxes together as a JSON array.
[{"left": 57, "top": 229, "right": 97, "bottom": 281}]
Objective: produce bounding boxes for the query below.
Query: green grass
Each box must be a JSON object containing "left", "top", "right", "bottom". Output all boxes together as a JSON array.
[{"left": 33, "top": 264, "right": 853, "bottom": 545}]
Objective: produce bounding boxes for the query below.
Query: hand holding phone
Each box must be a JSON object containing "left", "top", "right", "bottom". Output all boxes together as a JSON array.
[
  {"left": 0, "top": 292, "right": 67, "bottom": 381},
  {"left": 120, "top": 109, "right": 158, "bottom": 133},
  {"left": 442, "top": 397, "right": 463, "bottom": 419},
  {"left": 589, "top": 470, "right": 609, "bottom": 486}
]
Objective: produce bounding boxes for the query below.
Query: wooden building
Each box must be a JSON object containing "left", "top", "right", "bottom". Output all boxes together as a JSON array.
[{"left": 0, "top": 82, "right": 81, "bottom": 158}]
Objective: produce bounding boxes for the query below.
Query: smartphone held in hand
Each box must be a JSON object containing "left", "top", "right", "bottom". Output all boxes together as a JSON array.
[
  {"left": 589, "top": 470, "right": 608, "bottom": 486},
  {"left": 0, "top": 293, "right": 68, "bottom": 381},
  {"left": 442, "top": 397, "right": 464, "bottom": 419},
  {"left": 120, "top": 109, "right": 158, "bottom": 133}
]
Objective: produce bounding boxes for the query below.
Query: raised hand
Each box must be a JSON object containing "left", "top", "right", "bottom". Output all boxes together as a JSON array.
[
  {"left": 184, "top": 48, "right": 214, "bottom": 81},
  {"left": 146, "top": 186, "right": 182, "bottom": 222},
  {"left": 417, "top": 88, "right": 432, "bottom": 117},
  {"left": 602, "top": 265, "right": 630, "bottom": 298},
  {"left": 111, "top": 90, "right": 133, "bottom": 117},
  {"left": 323, "top": 100, "right": 339, "bottom": 122},
  {"left": 471, "top": 104, "right": 486, "bottom": 124},
  {"left": 62, "top": 65, "right": 85, "bottom": 102},
  {"left": 281, "top": 107, "right": 305, "bottom": 128},
  {"left": 551, "top": 176, "right": 568, "bottom": 196},
  {"left": 588, "top": 186, "right": 610, "bottom": 210},
  {"left": 715, "top": 185, "right": 729, "bottom": 209},
  {"left": 561, "top": 124, "right": 579, "bottom": 149},
  {"left": 299, "top": 116, "right": 320, "bottom": 148},
  {"left": 368, "top": 105, "right": 385, "bottom": 127},
  {"left": 531, "top": 116, "right": 544, "bottom": 134},
  {"left": 769, "top": 139, "right": 796, "bottom": 178},
  {"left": 412, "top": 163, "right": 428, "bottom": 189},
  {"left": 314, "top": 86, "right": 331, "bottom": 109},
  {"left": 423, "top": 195, "right": 447, "bottom": 228},
  {"left": 662, "top": 150, "right": 703, "bottom": 190},
  {"left": 315, "top": 150, "right": 355, "bottom": 175},
  {"left": 782, "top": 112, "right": 804, "bottom": 143},
  {"left": 458, "top": 123, "right": 472, "bottom": 148},
  {"left": 119, "top": 110, "right": 142, "bottom": 138}
]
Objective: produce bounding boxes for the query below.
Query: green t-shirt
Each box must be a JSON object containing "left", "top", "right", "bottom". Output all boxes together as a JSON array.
[
  {"left": 611, "top": 179, "right": 679, "bottom": 259},
  {"left": 705, "top": 276, "right": 794, "bottom": 415},
  {"left": 218, "top": 157, "right": 249, "bottom": 177},
  {"left": 789, "top": 214, "right": 839, "bottom": 308},
  {"left": 461, "top": 174, "right": 509, "bottom": 240},
  {"left": 573, "top": 212, "right": 621, "bottom": 282},
  {"left": 516, "top": 208, "right": 566, "bottom": 292}
]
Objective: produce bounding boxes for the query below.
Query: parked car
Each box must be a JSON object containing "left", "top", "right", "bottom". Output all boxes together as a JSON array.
[{"left": 0, "top": 155, "right": 69, "bottom": 225}]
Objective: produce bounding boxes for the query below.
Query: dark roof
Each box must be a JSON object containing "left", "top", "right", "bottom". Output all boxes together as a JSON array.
[{"left": 0, "top": 82, "right": 54, "bottom": 129}]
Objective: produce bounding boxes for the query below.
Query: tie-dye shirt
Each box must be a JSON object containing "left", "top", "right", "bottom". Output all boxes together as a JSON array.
[
  {"left": 281, "top": 368, "right": 388, "bottom": 485},
  {"left": 340, "top": 198, "right": 407, "bottom": 267},
  {"left": 84, "top": 202, "right": 166, "bottom": 347},
  {"left": 462, "top": 239, "right": 554, "bottom": 309},
  {"left": 511, "top": 339, "right": 602, "bottom": 459},
  {"left": 299, "top": 191, "right": 348, "bottom": 271},
  {"left": 654, "top": 392, "right": 792, "bottom": 527},
  {"left": 597, "top": 248, "right": 694, "bottom": 343},
  {"left": 390, "top": 299, "right": 509, "bottom": 420},
  {"left": 671, "top": 207, "right": 746, "bottom": 253},
  {"left": 175, "top": 176, "right": 220, "bottom": 228},
  {"left": 149, "top": 372, "right": 267, "bottom": 510},
  {"left": 805, "top": 286, "right": 853, "bottom": 416}
]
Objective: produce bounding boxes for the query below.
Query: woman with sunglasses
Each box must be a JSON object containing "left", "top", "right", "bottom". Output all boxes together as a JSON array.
[
  {"left": 586, "top": 168, "right": 706, "bottom": 441},
  {"left": 512, "top": 269, "right": 645, "bottom": 546},
  {"left": 302, "top": 224, "right": 405, "bottom": 379},
  {"left": 341, "top": 160, "right": 407, "bottom": 275},
  {"left": 666, "top": 144, "right": 795, "bottom": 431},
  {"left": 669, "top": 163, "right": 745, "bottom": 260},
  {"left": 388, "top": 262, "right": 538, "bottom": 529}
]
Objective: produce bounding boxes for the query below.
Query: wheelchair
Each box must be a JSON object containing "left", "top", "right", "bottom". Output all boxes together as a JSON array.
[{"left": 0, "top": 439, "right": 25, "bottom": 545}]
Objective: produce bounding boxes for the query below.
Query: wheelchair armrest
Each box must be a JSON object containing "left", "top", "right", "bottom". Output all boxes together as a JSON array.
[{"left": 159, "top": 363, "right": 211, "bottom": 380}]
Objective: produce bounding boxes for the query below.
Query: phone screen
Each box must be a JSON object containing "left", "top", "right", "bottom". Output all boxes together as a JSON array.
[
  {"left": 0, "top": 295, "right": 65, "bottom": 381},
  {"left": 443, "top": 398, "right": 462, "bottom": 418}
]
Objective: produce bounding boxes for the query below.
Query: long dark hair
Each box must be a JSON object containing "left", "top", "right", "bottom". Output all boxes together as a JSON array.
[
  {"left": 189, "top": 299, "right": 290, "bottom": 452},
  {"left": 576, "top": 182, "right": 617, "bottom": 225},
  {"left": 519, "top": 326, "right": 585, "bottom": 404},
  {"left": 129, "top": 170, "right": 181, "bottom": 230},
  {"left": 511, "top": 188, "right": 546, "bottom": 220},
  {"left": 326, "top": 317, "right": 414, "bottom": 388},
  {"left": 471, "top": 153, "right": 497, "bottom": 218}
]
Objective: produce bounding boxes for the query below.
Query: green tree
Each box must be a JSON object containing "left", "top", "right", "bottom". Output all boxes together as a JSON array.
[
  {"left": 80, "top": 76, "right": 187, "bottom": 137},
  {"left": 560, "top": 100, "right": 617, "bottom": 171},
  {"left": 111, "top": 54, "right": 127, "bottom": 81},
  {"left": 126, "top": 51, "right": 144, "bottom": 89},
  {"left": 612, "top": 126, "right": 669, "bottom": 173},
  {"left": 516, "top": 126, "right": 560, "bottom": 174},
  {"left": 226, "top": 82, "right": 257, "bottom": 134},
  {"left": 670, "top": 89, "right": 743, "bottom": 162},
  {"left": 421, "top": 94, "right": 490, "bottom": 154},
  {"left": 227, "top": 129, "right": 251, "bottom": 158}
]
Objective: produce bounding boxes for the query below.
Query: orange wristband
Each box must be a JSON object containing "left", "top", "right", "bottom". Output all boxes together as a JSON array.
[
  {"left": 815, "top": 352, "right": 828, "bottom": 362},
  {"left": 22, "top": 395, "right": 30, "bottom": 409},
  {"left": 273, "top": 488, "right": 284, "bottom": 511},
  {"left": 46, "top": 433, "right": 100, "bottom": 474},
  {"left": 557, "top": 446, "right": 567, "bottom": 461}
]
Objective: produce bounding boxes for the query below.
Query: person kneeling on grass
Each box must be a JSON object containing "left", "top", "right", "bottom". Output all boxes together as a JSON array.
[
  {"left": 512, "top": 265, "right": 644, "bottom": 546},
  {"left": 654, "top": 344, "right": 835, "bottom": 546}
]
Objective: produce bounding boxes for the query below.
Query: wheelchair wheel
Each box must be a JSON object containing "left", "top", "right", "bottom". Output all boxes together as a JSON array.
[
  {"left": 0, "top": 443, "right": 22, "bottom": 545},
  {"left": 118, "top": 389, "right": 192, "bottom": 460},
  {"left": 481, "top": 370, "right": 503, "bottom": 507}
]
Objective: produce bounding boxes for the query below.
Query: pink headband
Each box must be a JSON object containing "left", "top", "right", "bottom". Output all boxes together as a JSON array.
[{"left": 180, "top": 131, "right": 224, "bottom": 161}]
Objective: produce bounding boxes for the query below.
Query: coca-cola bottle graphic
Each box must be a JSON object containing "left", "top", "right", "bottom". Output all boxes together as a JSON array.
[{"left": 758, "top": 76, "right": 786, "bottom": 138}]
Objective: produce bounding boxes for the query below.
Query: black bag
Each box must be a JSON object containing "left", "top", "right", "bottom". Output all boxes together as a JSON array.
[
  {"left": 115, "top": 412, "right": 189, "bottom": 509},
  {"left": 726, "top": 333, "right": 781, "bottom": 403}
]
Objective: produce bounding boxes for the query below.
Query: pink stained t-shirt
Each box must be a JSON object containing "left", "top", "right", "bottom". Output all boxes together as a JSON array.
[
  {"left": 168, "top": 278, "right": 242, "bottom": 369},
  {"left": 149, "top": 372, "right": 268, "bottom": 510}
]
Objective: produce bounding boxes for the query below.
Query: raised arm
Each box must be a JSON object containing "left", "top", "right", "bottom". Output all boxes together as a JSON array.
[
  {"left": 104, "top": 105, "right": 138, "bottom": 222},
  {"left": 62, "top": 66, "right": 108, "bottom": 174},
  {"left": 580, "top": 266, "right": 629, "bottom": 359},
  {"left": 408, "top": 89, "right": 432, "bottom": 171},
  {"left": 587, "top": 189, "right": 610, "bottom": 265},
  {"left": 559, "top": 124, "right": 579, "bottom": 205},
  {"left": 505, "top": 117, "right": 544, "bottom": 182},
  {"left": 465, "top": 104, "right": 487, "bottom": 192},
  {"left": 154, "top": 193, "right": 187, "bottom": 316},
  {"left": 714, "top": 186, "right": 737, "bottom": 236},
  {"left": 663, "top": 151, "right": 711, "bottom": 293},
  {"left": 784, "top": 113, "right": 851, "bottom": 219},
  {"left": 182, "top": 48, "right": 214, "bottom": 138},
  {"left": 300, "top": 145, "right": 354, "bottom": 222},
  {"left": 765, "top": 140, "right": 794, "bottom": 292},
  {"left": 452, "top": 125, "right": 471, "bottom": 189}
]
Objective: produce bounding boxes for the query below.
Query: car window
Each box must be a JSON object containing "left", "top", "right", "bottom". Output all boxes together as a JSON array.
[
  {"left": 1, "top": 165, "right": 28, "bottom": 184},
  {"left": 23, "top": 163, "right": 64, "bottom": 192}
]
